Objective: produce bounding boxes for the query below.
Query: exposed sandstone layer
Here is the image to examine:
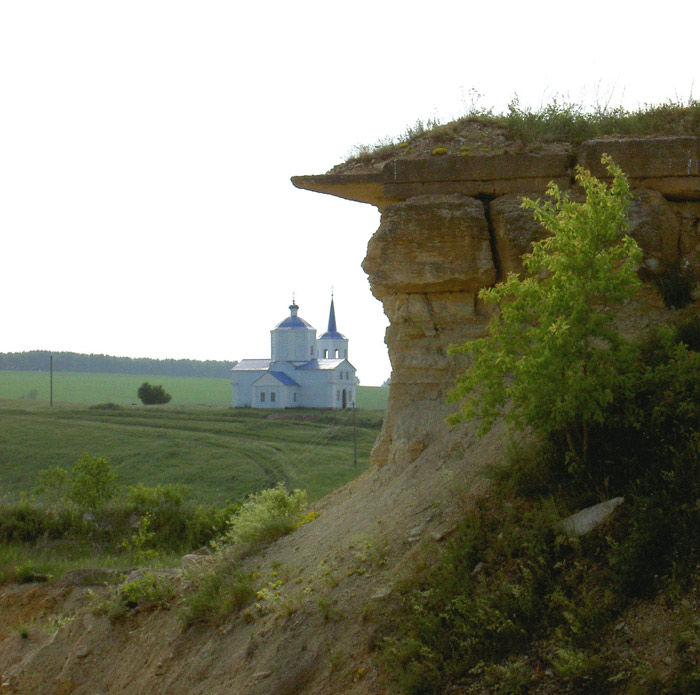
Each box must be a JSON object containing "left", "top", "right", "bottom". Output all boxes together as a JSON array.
[{"left": 294, "top": 136, "right": 700, "bottom": 470}]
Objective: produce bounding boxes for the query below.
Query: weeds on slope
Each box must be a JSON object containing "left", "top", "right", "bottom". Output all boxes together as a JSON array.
[{"left": 377, "top": 319, "right": 700, "bottom": 694}]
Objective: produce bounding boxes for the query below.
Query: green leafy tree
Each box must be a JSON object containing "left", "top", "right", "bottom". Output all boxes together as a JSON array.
[
  {"left": 448, "top": 155, "right": 643, "bottom": 464},
  {"left": 69, "top": 453, "right": 118, "bottom": 511},
  {"left": 34, "top": 466, "right": 70, "bottom": 509},
  {"left": 137, "top": 381, "right": 172, "bottom": 405}
]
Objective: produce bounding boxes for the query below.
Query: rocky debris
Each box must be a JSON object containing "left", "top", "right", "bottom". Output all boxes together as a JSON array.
[
  {"left": 124, "top": 568, "right": 182, "bottom": 583},
  {"left": 560, "top": 497, "right": 625, "bottom": 536},
  {"left": 370, "top": 587, "right": 392, "bottom": 600},
  {"left": 430, "top": 525, "right": 457, "bottom": 542},
  {"left": 60, "top": 569, "right": 133, "bottom": 587},
  {"left": 181, "top": 554, "right": 210, "bottom": 570}
]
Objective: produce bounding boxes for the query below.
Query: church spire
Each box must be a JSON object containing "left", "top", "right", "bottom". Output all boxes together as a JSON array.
[{"left": 327, "top": 295, "right": 337, "bottom": 333}]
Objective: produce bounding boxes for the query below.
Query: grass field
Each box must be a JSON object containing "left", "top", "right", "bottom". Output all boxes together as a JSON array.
[
  {"left": 0, "top": 371, "right": 389, "bottom": 409},
  {"left": 0, "top": 401, "right": 384, "bottom": 505}
]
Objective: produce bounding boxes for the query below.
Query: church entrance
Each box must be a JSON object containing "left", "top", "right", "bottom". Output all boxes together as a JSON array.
[{"left": 342, "top": 389, "right": 347, "bottom": 409}]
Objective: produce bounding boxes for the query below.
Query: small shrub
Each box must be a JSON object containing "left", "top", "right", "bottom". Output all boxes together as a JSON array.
[
  {"left": 34, "top": 466, "right": 70, "bottom": 509},
  {"left": 137, "top": 382, "right": 172, "bottom": 405},
  {"left": 103, "top": 572, "right": 175, "bottom": 620},
  {"left": 468, "top": 657, "right": 533, "bottom": 695},
  {"left": 551, "top": 647, "right": 609, "bottom": 692},
  {"left": 69, "top": 454, "right": 117, "bottom": 511},
  {"left": 218, "top": 483, "right": 309, "bottom": 558},
  {"left": 676, "top": 314, "right": 700, "bottom": 352},
  {"left": 121, "top": 513, "right": 158, "bottom": 564},
  {"left": 180, "top": 564, "right": 254, "bottom": 625},
  {"left": 126, "top": 483, "right": 190, "bottom": 510},
  {"left": 15, "top": 562, "right": 50, "bottom": 584},
  {"left": 654, "top": 260, "right": 696, "bottom": 309}
]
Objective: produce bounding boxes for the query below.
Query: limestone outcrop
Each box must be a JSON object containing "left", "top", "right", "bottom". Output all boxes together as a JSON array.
[{"left": 293, "top": 136, "right": 700, "bottom": 469}]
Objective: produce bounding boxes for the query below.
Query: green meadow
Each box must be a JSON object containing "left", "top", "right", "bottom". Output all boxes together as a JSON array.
[
  {"left": 0, "top": 371, "right": 388, "bottom": 409},
  {"left": 0, "top": 401, "right": 384, "bottom": 505}
]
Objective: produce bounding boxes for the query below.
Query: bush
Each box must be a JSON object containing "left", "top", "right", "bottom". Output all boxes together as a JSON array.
[
  {"left": 653, "top": 260, "right": 696, "bottom": 309},
  {"left": 0, "top": 500, "right": 79, "bottom": 543},
  {"left": 99, "top": 571, "right": 176, "bottom": 620},
  {"left": 69, "top": 454, "right": 118, "bottom": 511},
  {"left": 448, "top": 156, "right": 642, "bottom": 465},
  {"left": 137, "top": 382, "right": 172, "bottom": 405},
  {"left": 218, "top": 483, "right": 310, "bottom": 558},
  {"left": 180, "top": 564, "right": 254, "bottom": 625}
]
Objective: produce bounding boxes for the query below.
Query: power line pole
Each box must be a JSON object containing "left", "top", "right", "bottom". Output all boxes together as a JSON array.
[
  {"left": 50, "top": 354, "right": 53, "bottom": 407},
  {"left": 353, "top": 399, "right": 357, "bottom": 466}
]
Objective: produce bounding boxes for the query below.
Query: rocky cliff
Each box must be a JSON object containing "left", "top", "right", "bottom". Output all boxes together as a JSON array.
[{"left": 293, "top": 136, "right": 700, "bottom": 471}]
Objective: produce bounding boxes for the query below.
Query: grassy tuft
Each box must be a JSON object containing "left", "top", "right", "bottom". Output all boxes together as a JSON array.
[
  {"left": 180, "top": 564, "right": 255, "bottom": 626},
  {"left": 345, "top": 97, "right": 700, "bottom": 164}
]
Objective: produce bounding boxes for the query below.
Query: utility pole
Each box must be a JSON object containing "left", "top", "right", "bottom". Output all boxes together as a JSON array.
[
  {"left": 353, "top": 400, "right": 357, "bottom": 466},
  {"left": 49, "top": 354, "right": 53, "bottom": 407}
]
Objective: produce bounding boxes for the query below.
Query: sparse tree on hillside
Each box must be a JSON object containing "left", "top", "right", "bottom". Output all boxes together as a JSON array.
[
  {"left": 448, "top": 155, "right": 642, "bottom": 465},
  {"left": 137, "top": 381, "right": 172, "bottom": 405}
]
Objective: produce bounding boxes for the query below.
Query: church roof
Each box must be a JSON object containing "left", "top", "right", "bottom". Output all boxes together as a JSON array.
[
  {"left": 232, "top": 359, "right": 271, "bottom": 371},
  {"left": 296, "top": 358, "right": 355, "bottom": 371},
  {"left": 268, "top": 371, "right": 300, "bottom": 386},
  {"left": 319, "top": 297, "right": 347, "bottom": 340},
  {"left": 274, "top": 301, "right": 314, "bottom": 330}
]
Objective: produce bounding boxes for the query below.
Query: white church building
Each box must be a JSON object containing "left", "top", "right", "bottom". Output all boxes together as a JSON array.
[{"left": 232, "top": 298, "right": 357, "bottom": 409}]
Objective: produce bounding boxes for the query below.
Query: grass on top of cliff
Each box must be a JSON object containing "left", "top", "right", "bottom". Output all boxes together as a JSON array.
[{"left": 341, "top": 97, "right": 700, "bottom": 169}]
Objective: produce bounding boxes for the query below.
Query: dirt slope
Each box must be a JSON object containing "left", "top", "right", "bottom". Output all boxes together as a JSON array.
[{"left": 0, "top": 418, "right": 506, "bottom": 695}]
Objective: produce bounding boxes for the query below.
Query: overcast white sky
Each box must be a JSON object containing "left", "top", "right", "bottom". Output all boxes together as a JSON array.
[{"left": 1, "top": 1, "right": 698, "bottom": 385}]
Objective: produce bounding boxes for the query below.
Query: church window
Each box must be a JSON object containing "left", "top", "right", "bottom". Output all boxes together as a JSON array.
[
  {"left": 270, "top": 392, "right": 276, "bottom": 403},
  {"left": 339, "top": 371, "right": 342, "bottom": 380},
  {"left": 323, "top": 349, "right": 328, "bottom": 358},
  {"left": 336, "top": 389, "right": 340, "bottom": 401},
  {"left": 293, "top": 392, "right": 297, "bottom": 402},
  {"left": 311, "top": 346, "right": 313, "bottom": 355},
  {"left": 260, "top": 392, "right": 266, "bottom": 403},
  {"left": 334, "top": 349, "right": 339, "bottom": 358},
  {"left": 344, "top": 349, "right": 347, "bottom": 358}
]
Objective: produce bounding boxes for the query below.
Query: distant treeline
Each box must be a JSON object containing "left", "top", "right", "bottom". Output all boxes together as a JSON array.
[{"left": 0, "top": 351, "right": 237, "bottom": 379}]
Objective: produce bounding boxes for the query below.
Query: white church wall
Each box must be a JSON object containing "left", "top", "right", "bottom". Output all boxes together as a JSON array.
[
  {"left": 232, "top": 370, "right": 264, "bottom": 407},
  {"left": 316, "top": 336, "right": 349, "bottom": 361},
  {"left": 252, "top": 385, "right": 284, "bottom": 409}
]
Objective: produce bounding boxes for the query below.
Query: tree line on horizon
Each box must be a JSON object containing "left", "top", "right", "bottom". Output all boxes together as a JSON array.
[{"left": 0, "top": 351, "right": 238, "bottom": 379}]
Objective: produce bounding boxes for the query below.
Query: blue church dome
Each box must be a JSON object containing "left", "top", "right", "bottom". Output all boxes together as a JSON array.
[{"left": 274, "top": 302, "right": 314, "bottom": 330}]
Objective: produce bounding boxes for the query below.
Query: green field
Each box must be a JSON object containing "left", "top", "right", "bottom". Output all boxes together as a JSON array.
[
  {"left": 0, "top": 401, "right": 384, "bottom": 505},
  {"left": 0, "top": 371, "right": 389, "bottom": 409}
]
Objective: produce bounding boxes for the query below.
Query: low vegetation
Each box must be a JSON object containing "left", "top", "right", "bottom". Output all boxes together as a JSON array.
[
  {"left": 181, "top": 484, "right": 315, "bottom": 625},
  {"left": 346, "top": 97, "right": 700, "bottom": 164},
  {"left": 0, "top": 460, "right": 237, "bottom": 583}
]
